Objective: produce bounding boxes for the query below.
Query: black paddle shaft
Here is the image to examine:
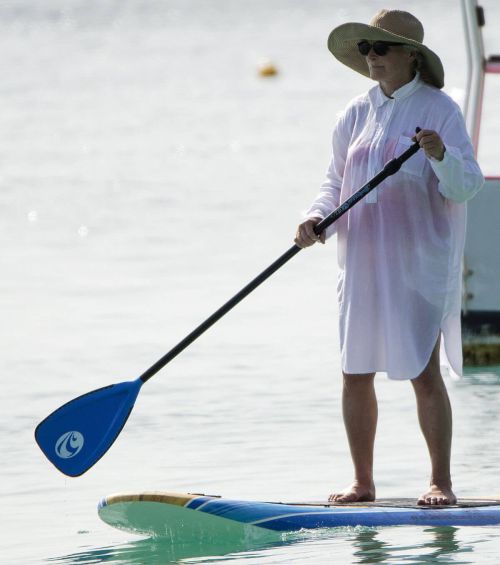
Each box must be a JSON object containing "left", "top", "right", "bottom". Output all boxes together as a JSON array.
[{"left": 139, "top": 133, "right": 421, "bottom": 383}]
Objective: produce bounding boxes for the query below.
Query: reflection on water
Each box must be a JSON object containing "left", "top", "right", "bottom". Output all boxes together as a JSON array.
[
  {"left": 48, "top": 526, "right": 481, "bottom": 565},
  {"left": 352, "top": 526, "right": 470, "bottom": 564},
  {"left": 352, "top": 528, "right": 390, "bottom": 564},
  {"left": 47, "top": 536, "right": 283, "bottom": 565}
]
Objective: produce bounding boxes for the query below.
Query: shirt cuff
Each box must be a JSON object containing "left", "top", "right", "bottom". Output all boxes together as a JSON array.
[
  {"left": 428, "top": 145, "right": 462, "bottom": 172},
  {"left": 428, "top": 146, "right": 449, "bottom": 165}
]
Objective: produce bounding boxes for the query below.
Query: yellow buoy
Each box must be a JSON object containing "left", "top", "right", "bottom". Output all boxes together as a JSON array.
[{"left": 258, "top": 60, "right": 278, "bottom": 77}]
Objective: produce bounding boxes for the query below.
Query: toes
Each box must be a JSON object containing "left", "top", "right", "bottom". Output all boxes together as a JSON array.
[
  {"left": 336, "top": 493, "right": 356, "bottom": 503},
  {"left": 328, "top": 493, "right": 348, "bottom": 503},
  {"left": 328, "top": 484, "right": 376, "bottom": 504},
  {"left": 418, "top": 493, "right": 454, "bottom": 506}
]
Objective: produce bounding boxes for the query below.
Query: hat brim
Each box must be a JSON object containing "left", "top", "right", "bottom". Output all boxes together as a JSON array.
[{"left": 328, "top": 22, "right": 444, "bottom": 89}]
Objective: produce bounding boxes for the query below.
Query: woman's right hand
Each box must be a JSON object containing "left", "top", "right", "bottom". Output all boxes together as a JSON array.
[{"left": 294, "top": 217, "right": 326, "bottom": 248}]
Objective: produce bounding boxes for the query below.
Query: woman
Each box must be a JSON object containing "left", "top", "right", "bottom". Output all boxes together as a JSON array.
[{"left": 295, "top": 10, "right": 484, "bottom": 505}]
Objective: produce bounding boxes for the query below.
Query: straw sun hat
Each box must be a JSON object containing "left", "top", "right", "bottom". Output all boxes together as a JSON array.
[{"left": 328, "top": 9, "right": 444, "bottom": 89}]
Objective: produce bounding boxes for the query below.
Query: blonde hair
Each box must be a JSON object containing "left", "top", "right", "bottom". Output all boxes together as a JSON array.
[
  {"left": 403, "top": 44, "right": 424, "bottom": 72},
  {"left": 403, "top": 45, "right": 426, "bottom": 84}
]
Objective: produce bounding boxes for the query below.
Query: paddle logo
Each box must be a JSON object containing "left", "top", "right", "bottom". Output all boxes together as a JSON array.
[{"left": 55, "top": 431, "right": 84, "bottom": 459}]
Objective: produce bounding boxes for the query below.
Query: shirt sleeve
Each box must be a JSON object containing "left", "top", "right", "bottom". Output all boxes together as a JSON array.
[
  {"left": 304, "top": 110, "right": 351, "bottom": 230},
  {"left": 429, "top": 106, "right": 484, "bottom": 203}
]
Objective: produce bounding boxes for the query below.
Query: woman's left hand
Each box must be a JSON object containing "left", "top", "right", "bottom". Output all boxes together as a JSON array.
[{"left": 413, "top": 129, "right": 446, "bottom": 161}]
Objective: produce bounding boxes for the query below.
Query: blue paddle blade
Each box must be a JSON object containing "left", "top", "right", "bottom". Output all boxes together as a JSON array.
[{"left": 35, "top": 378, "right": 143, "bottom": 477}]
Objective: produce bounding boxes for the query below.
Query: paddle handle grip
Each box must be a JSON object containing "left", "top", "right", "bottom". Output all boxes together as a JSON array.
[{"left": 140, "top": 128, "right": 421, "bottom": 383}]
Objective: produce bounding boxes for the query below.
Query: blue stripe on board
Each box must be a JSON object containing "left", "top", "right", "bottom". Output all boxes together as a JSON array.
[
  {"left": 97, "top": 498, "right": 107, "bottom": 511},
  {"left": 193, "top": 499, "right": 500, "bottom": 530},
  {"left": 255, "top": 506, "right": 500, "bottom": 530},
  {"left": 185, "top": 496, "right": 213, "bottom": 510},
  {"left": 196, "top": 499, "right": 352, "bottom": 524}
]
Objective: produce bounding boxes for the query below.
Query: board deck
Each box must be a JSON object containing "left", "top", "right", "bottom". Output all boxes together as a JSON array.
[{"left": 98, "top": 491, "right": 500, "bottom": 541}]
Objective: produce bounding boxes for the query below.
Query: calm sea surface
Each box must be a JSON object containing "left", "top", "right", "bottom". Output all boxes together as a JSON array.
[{"left": 1, "top": 1, "right": 500, "bottom": 563}]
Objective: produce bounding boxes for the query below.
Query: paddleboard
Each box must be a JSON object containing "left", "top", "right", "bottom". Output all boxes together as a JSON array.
[{"left": 98, "top": 491, "right": 500, "bottom": 541}]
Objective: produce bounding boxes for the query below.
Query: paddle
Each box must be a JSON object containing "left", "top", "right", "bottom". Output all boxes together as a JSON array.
[{"left": 35, "top": 129, "right": 421, "bottom": 476}]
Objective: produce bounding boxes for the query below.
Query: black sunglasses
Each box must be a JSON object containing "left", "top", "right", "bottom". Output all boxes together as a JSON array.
[{"left": 357, "top": 40, "right": 405, "bottom": 56}]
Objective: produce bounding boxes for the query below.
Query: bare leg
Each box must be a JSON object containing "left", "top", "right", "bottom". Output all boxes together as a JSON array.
[
  {"left": 329, "top": 372, "right": 377, "bottom": 503},
  {"left": 411, "top": 338, "right": 457, "bottom": 505}
]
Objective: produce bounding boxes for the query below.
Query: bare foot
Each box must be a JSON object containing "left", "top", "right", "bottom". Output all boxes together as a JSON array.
[
  {"left": 418, "top": 483, "right": 457, "bottom": 506},
  {"left": 328, "top": 480, "right": 376, "bottom": 503}
]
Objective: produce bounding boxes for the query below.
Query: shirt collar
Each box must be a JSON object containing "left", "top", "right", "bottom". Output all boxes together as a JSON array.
[{"left": 369, "top": 71, "right": 422, "bottom": 108}]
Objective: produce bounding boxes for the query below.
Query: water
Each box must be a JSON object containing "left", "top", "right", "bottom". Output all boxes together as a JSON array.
[{"left": 1, "top": 0, "right": 500, "bottom": 563}]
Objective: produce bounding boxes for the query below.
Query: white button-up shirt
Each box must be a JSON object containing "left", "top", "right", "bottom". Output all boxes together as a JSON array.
[{"left": 306, "top": 73, "right": 484, "bottom": 379}]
